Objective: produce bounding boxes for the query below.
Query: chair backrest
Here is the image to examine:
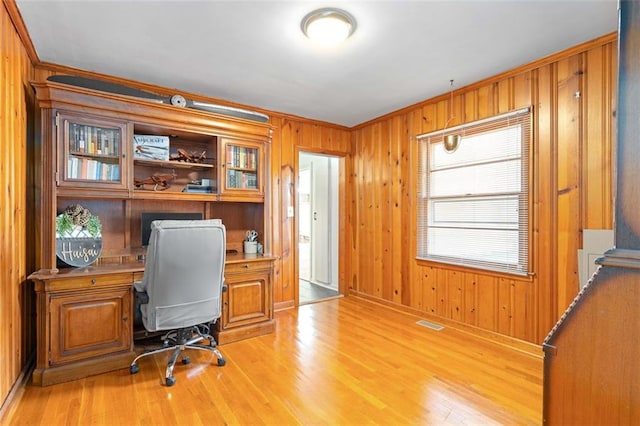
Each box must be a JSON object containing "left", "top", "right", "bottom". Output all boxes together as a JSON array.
[{"left": 141, "top": 219, "right": 226, "bottom": 332}]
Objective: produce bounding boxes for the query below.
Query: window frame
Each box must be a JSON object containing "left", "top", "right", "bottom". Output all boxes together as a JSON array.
[{"left": 415, "top": 107, "right": 532, "bottom": 276}]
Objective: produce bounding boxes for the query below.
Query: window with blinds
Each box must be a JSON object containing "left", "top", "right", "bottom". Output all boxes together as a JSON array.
[{"left": 416, "top": 108, "right": 531, "bottom": 275}]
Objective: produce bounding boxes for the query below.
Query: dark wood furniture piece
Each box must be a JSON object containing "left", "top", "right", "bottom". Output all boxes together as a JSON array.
[
  {"left": 543, "top": 2, "right": 640, "bottom": 424},
  {"left": 29, "top": 80, "right": 275, "bottom": 386}
]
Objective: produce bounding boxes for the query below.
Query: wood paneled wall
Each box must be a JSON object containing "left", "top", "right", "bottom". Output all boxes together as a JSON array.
[
  {"left": 0, "top": 0, "right": 36, "bottom": 411},
  {"left": 349, "top": 34, "right": 617, "bottom": 344}
]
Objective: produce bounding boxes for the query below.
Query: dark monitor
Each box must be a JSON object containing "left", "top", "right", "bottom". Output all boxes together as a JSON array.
[{"left": 141, "top": 212, "right": 203, "bottom": 247}]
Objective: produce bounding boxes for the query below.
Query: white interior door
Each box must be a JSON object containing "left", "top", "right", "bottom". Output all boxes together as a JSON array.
[
  {"left": 311, "top": 156, "right": 331, "bottom": 285},
  {"left": 298, "top": 167, "right": 311, "bottom": 282},
  {"left": 298, "top": 152, "right": 338, "bottom": 290}
]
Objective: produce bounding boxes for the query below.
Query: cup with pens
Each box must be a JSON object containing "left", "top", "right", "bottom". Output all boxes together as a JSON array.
[{"left": 244, "top": 230, "right": 258, "bottom": 254}]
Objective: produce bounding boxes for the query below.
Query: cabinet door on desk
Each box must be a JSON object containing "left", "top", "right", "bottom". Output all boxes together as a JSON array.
[
  {"left": 222, "top": 274, "right": 271, "bottom": 329},
  {"left": 49, "top": 287, "right": 132, "bottom": 365}
]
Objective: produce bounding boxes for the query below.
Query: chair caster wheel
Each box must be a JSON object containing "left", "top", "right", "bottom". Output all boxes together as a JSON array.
[
  {"left": 181, "top": 357, "right": 190, "bottom": 365},
  {"left": 217, "top": 358, "right": 226, "bottom": 366},
  {"left": 130, "top": 364, "right": 139, "bottom": 374},
  {"left": 165, "top": 376, "right": 176, "bottom": 386}
]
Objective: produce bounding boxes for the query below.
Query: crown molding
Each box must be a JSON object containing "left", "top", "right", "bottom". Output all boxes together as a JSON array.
[{"left": 3, "top": 0, "right": 39, "bottom": 64}]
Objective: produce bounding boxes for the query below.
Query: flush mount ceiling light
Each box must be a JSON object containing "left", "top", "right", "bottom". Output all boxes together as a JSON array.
[{"left": 301, "top": 8, "right": 357, "bottom": 46}]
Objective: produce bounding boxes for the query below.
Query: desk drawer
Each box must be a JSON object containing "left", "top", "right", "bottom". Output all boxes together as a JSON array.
[
  {"left": 43, "top": 273, "right": 134, "bottom": 292},
  {"left": 226, "top": 260, "right": 271, "bottom": 276}
]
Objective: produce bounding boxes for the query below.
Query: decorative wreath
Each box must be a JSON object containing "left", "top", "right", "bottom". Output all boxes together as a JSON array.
[{"left": 56, "top": 204, "right": 102, "bottom": 239}]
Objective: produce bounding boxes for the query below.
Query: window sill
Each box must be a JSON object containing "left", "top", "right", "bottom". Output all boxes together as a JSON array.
[{"left": 415, "top": 256, "right": 535, "bottom": 282}]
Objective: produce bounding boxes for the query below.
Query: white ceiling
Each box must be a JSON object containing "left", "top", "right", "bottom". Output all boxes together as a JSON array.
[{"left": 16, "top": 1, "right": 618, "bottom": 127}]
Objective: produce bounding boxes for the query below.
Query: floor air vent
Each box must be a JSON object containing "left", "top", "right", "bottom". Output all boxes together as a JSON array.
[{"left": 416, "top": 320, "right": 444, "bottom": 331}]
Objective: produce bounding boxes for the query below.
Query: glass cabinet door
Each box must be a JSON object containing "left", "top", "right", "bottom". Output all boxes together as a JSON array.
[
  {"left": 220, "top": 138, "right": 264, "bottom": 201},
  {"left": 226, "top": 144, "right": 258, "bottom": 190},
  {"left": 58, "top": 112, "right": 129, "bottom": 190}
]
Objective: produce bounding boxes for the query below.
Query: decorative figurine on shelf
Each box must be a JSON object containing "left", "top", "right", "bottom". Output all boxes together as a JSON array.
[
  {"left": 169, "top": 148, "right": 207, "bottom": 164},
  {"left": 134, "top": 170, "right": 177, "bottom": 191},
  {"left": 55, "top": 204, "right": 103, "bottom": 267}
]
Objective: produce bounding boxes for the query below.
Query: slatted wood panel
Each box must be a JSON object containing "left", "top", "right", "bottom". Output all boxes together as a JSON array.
[
  {"left": 0, "top": 0, "right": 36, "bottom": 410},
  {"left": 350, "top": 35, "right": 617, "bottom": 344}
]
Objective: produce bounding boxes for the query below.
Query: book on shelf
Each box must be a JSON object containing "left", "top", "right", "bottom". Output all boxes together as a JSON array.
[
  {"left": 226, "top": 145, "right": 257, "bottom": 169},
  {"left": 67, "top": 155, "right": 120, "bottom": 181},
  {"left": 228, "top": 169, "right": 237, "bottom": 188},
  {"left": 247, "top": 173, "right": 257, "bottom": 189},
  {"left": 86, "top": 159, "right": 98, "bottom": 179},
  {"left": 133, "top": 134, "right": 170, "bottom": 161},
  {"left": 226, "top": 169, "right": 258, "bottom": 189},
  {"left": 182, "top": 184, "right": 214, "bottom": 193},
  {"left": 69, "top": 123, "right": 119, "bottom": 156}
]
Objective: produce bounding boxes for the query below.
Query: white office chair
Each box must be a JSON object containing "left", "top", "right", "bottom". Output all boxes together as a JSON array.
[{"left": 130, "top": 219, "right": 226, "bottom": 386}]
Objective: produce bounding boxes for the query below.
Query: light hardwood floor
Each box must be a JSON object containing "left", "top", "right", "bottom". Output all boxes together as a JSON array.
[{"left": 1, "top": 297, "right": 543, "bottom": 425}]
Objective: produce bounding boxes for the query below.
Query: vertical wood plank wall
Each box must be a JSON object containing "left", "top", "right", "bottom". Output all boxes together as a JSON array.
[
  {"left": 0, "top": 1, "right": 36, "bottom": 409},
  {"left": 350, "top": 35, "right": 616, "bottom": 344}
]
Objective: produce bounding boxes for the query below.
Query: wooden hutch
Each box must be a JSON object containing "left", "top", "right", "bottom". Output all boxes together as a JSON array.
[
  {"left": 543, "top": 2, "right": 640, "bottom": 424},
  {"left": 28, "top": 80, "right": 276, "bottom": 386}
]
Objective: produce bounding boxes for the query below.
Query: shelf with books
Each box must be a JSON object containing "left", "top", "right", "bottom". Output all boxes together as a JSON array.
[
  {"left": 67, "top": 155, "right": 121, "bottom": 182},
  {"left": 225, "top": 144, "right": 258, "bottom": 171},
  {"left": 57, "top": 112, "right": 129, "bottom": 190},
  {"left": 219, "top": 138, "right": 263, "bottom": 201},
  {"left": 226, "top": 169, "right": 258, "bottom": 190},
  {"left": 132, "top": 124, "right": 218, "bottom": 196},
  {"left": 68, "top": 122, "right": 121, "bottom": 157}
]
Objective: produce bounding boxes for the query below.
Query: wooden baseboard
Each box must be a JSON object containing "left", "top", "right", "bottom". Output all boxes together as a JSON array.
[
  {"left": 214, "top": 320, "right": 275, "bottom": 345},
  {"left": 31, "top": 350, "right": 136, "bottom": 386},
  {"left": 274, "top": 300, "right": 294, "bottom": 311},
  {"left": 0, "top": 353, "right": 36, "bottom": 422},
  {"left": 349, "top": 289, "right": 543, "bottom": 359}
]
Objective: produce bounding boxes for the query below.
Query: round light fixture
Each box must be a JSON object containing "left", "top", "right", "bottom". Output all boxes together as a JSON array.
[{"left": 301, "top": 8, "right": 357, "bottom": 46}]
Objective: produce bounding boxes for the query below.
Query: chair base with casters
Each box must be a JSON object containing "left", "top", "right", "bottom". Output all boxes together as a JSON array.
[{"left": 130, "top": 323, "right": 225, "bottom": 386}]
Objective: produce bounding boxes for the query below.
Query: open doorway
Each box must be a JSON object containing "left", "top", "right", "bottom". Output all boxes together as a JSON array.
[{"left": 298, "top": 152, "right": 340, "bottom": 304}]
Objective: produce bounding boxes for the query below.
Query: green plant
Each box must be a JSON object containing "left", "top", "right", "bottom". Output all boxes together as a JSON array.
[
  {"left": 86, "top": 215, "right": 102, "bottom": 239},
  {"left": 56, "top": 213, "right": 74, "bottom": 236}
]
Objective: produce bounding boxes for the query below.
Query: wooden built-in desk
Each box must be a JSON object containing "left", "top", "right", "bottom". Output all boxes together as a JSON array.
[{"left": 28, "top": 253, "right": 275, "bottom": 386}]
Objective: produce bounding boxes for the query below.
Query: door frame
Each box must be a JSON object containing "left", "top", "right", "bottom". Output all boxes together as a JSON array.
[{"left": 294, "top": 148, "right": 347, "bottom": 306}]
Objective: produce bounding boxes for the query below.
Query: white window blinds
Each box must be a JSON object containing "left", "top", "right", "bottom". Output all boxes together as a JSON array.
[{"left": 416, "top": 107, "right": 531, "bottom": 275}]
